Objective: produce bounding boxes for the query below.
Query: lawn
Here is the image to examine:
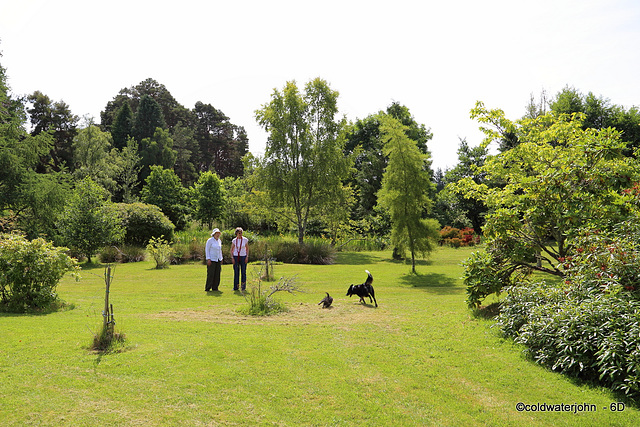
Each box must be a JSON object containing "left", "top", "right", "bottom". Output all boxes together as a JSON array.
[{"left": 1, "top": 246, "right": 637, "bottom": 426}]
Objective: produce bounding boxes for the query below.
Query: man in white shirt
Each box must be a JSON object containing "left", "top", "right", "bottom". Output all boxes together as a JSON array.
[{"left": 205, "top": 228, "right": 223, "bottom": 292}]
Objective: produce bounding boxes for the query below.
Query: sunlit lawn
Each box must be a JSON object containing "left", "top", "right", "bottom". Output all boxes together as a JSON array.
[{"left": 1, "top": 247, "right": 637, "bottom": 426}]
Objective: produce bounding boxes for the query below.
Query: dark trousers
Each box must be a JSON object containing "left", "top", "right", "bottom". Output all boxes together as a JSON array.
[
  {"left": 206, "top": 261, "right": 221, "bottom": 291},
  {"left": 233, "top": 256, "right": 247, "bottom": 290}
]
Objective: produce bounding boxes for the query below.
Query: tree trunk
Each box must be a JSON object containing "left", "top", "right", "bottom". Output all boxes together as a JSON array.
[{"left": 411, "top": 251, "right": 416, "bottom": 274}]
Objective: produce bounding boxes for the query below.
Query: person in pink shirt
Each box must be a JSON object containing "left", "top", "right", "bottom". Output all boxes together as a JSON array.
[{"left": 230, "top": 227, "right": 249, "bottom": 291}]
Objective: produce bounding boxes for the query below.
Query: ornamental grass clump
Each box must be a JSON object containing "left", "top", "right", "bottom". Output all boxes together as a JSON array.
[{"left": 238, "top": 274, "right": 302, "bottom": 316}]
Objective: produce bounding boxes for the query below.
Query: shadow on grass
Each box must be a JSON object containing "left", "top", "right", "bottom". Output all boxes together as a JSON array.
[
  {"left": 206, "top": 291, "right": 225, "bottom": 297},
  {"left": 384, "top": 257, "right": 434, "bottom": 267},
  {"left": 335, "top": 252, "right": 379, "bottom": 265},
  {"left": 472, "top": 302, "right": 501, "bottom": 319},
  {"left": 399, "top": 272, "right": 459, "bottom": 295},
  {"left": 347, "top": 300, "right": 378, "bottom": 309},
  {"left": 78, "top": 261, "right": 109, "bottom": 271}
]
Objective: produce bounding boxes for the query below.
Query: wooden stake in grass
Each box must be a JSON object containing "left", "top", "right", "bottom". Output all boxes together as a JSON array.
[
  {"left": 92, "top": 264, "right": 125, "bottom": 352},
  {"left": 261, "top": 249, "right": 275, "bottom": 282}
]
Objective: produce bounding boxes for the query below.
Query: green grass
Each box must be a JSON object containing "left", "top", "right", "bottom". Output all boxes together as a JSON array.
[{"left": 1, "top": 247, "right": 637, "bottom": 426}]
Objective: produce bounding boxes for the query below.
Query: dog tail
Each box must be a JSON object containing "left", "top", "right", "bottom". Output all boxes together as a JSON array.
[{"left": 365, "top": 270, "right": 373, "bottom": 286}]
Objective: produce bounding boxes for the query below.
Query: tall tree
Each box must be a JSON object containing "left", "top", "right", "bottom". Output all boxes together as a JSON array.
[
  {"left": 100, "top": 78, "right": 193, "bottom": 132},
  {"left": 26, "top": 90, "right": 78, "bottom": 171},
  {"left": 132, "top": 94, "right": 166, "bottom": 142},
  {"left": 376, "top": 116, "right": 438, "bottom": 273},
  {"left": 193, "top": 101, "right": 247, "bottom": 178},
  {"left": 255, "top": 78, "right": 352, "bottom": 243},
  {"left": 344, "top": 103, "right": 434, "bottom": 231},
  {"left": 0, "top": 58, "right": 67, "bottom": 240},
  {"left": 138, "top": 127, "right": 177, "bottom": 183},
  {"left": 111, "top": 100, "right": 133, "bottom": 150}
]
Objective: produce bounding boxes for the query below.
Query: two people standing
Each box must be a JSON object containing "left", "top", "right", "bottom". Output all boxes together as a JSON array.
[{"left": 205, "top": 227, "right": 249, "bottom": 292}]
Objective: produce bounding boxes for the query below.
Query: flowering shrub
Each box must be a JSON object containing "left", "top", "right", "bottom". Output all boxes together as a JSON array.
[
  {"left": 440, "top": 226, "right": 478, "bottom": 247},
  {"left": 146, "top": 236, "right": 173, "bottom": 269}
]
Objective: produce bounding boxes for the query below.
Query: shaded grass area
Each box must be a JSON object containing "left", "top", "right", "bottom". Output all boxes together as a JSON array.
[{"left": 0, "top": 247, "right": 637, "bottom": 426}]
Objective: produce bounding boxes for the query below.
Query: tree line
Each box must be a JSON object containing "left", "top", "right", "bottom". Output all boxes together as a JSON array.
[{"left": 3, "top": 45, "right": 640, "bottom": 269}]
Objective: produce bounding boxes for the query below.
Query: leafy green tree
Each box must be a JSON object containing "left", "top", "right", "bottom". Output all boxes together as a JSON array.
[
  {"left": 132, "top": 94, "right": 166, "bottom": 142},
  {"left": 255, "top": 78, "right": 352, "bottom": 243},
  {"left": 344, "top": 103, "right": 434, "bottom": 231},
  {"left": 15, "top": 172, "right": 71, "bottom": 240},
  {"left": 57, "top": 177, "right": 124, "bottom": 263},
  {"left": 140, "top": 166, "right": 189, "bottom": 230},
  {"left": 72, "top": 123, "right": 120, "bottom": 192},
  {"left": 436, "top": 138, "right": 490, "bottom": 232},
  {"left": 113, "top": 137, "right": 141, "bottom": 203},
  {"left": 111, "top": 100, "right": 133, "bottom": 150},
  {"left": 376, "top": 116, "right": 439, "bottom": 273},
  {"left": 457, "top": 103, "right": 640, "bottom": 306},
  {"left": 192, "top": 171, "right": 225, "bottom": 229},
  {"left": 0, "top": 59, "right": 68, "bottom": 239}
]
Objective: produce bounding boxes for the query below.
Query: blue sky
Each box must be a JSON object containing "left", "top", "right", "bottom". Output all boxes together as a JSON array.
[{"left": 1, "top": 0, "right": 639, "bottom": 170}]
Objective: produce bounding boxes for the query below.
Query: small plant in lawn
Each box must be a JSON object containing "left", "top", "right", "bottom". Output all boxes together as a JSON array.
[
  {"left": 239, "top": 274, "right": 303, "bottom": 316},
  {"left": 146, "top": 236, "right": 173, "bottom": 269}
]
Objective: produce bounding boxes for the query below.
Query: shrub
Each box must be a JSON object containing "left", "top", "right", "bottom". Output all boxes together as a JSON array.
[
  {"left": 251, "top": 239, "right": 335, "bottom": 265},
  {"left": 496, "top": 221, "right": 640, "bottom": 398},
  {"left": 146, "top": 236, "right": 173, "bottom": 269},
  {"left": 463, "top": 249, "right": 520, "bottom": 308},
  {"left": 110, "top": 203, "right": 175, "bottom": 247},
  {"left": 0, "top": 234, "right": 80, "bottom": 312},
  {"left": 440, "top": 226, "right": 460, "bottom": 241},
  {"left": 99, "top": 246, "right": 120, "bottom": 263},
  {"left": 98, "top": 245, "right": 146, "bottom": 264},
  {"left": 440, "top": 226, "right": 478, "bottom": 247},
  {"left": 498, "top": 287, "right": 640, "bottom": 398}
]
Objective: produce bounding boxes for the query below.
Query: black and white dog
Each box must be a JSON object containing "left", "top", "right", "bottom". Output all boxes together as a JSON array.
[{"left": 347, "top": 270, "right": 377, "bottom": 307}]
